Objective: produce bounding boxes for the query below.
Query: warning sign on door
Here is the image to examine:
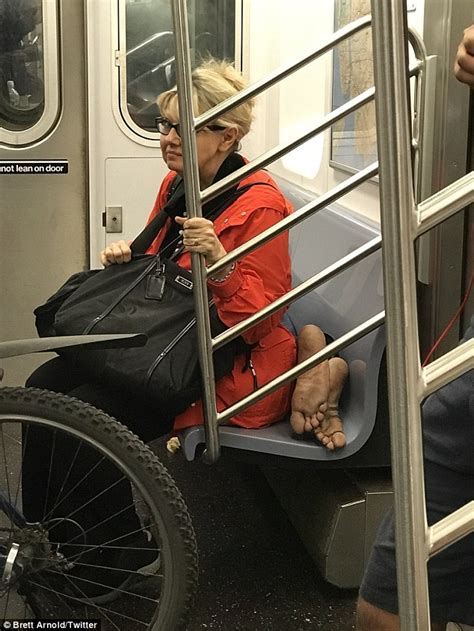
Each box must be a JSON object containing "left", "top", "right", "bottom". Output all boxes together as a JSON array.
[{"left": 0, "top": 160, "right": 68, "bottom": 174}]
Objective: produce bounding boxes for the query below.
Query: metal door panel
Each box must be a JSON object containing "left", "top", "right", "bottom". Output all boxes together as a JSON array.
[{"left": 0, "top": 0, "right": 88, "bottom": 386}]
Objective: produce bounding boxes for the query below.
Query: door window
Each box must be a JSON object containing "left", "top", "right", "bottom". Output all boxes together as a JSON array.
[
  {"left": 0, "top": 0, "right": 60, "bottom": 145},
  {"left": 119, "top": 0, "right": 237, "bottom": 136}
]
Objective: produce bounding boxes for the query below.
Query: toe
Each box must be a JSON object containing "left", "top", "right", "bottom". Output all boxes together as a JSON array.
[
  {"left": 331, "top": 430, "right": 346, "bottom": 449},
  {"left": 290, "top": 411, "right": 305, "bottom": 434}
]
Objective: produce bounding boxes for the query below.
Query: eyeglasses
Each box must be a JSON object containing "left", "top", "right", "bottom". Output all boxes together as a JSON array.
[{"left": 155, "top": 116, "right": 226, "bottom": 137}]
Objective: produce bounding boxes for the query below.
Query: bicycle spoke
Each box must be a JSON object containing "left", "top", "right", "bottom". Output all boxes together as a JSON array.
[
  {"left": 40, "top": 454, "right": 109, "bottom": 525},
  {"left": 46, "top": 558, "right": 163, "bottom": 578},
  {"left": 0, "top": 426, "right": 12, "bottom": 507},
  {"left": 42, "top": 429, "right": 57, "bottom": 521},
  {"left": 46, "top": 476, "right": 129, "bottom": 538},
  {"left": 2, "top": 581, "right": 11, "bottom": 620},
  {"left": 45, "top": 567, "right": 161, "bottom": 604},
  {"left": 14, "top": 424, "right": 28, "bottom": 516},
  {"left": 41, "top": 438, "right": 82, "bottom": 523},
  {"left": 26, "top": 577, "right": 122, "bottom": 631},
  {"left": 55, "top": 498, "right": 152, "bottom": 547},
  {"left": 63, "top": 523, "right": 160, "bottom": 565},
  {"left": 23, "top": 570, "right": 77, "bottom": 619},
  {"left": 0, "top": 388, "right": 198, "bottom": 630}
]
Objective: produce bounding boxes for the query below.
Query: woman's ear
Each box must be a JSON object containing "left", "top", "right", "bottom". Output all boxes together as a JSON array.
[{"left": 219, "top": 126, "right": 240, "bottom": 152}]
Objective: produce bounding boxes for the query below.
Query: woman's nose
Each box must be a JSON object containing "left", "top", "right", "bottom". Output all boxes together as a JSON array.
[{"left": 167, "top": 127, "right": 180, "bottom": 142}]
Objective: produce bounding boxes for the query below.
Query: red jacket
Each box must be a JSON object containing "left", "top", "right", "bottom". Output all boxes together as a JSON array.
[{"left": 145, "top": 166, "right": 296, "bottom": 430}]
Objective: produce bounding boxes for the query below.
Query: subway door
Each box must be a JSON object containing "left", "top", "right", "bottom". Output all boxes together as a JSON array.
[
  {"left": 0, "top": 0, "right": 88, "bottom": 386},
  {"left": 86, "top": 0, "right": 240, "bottom": 265}
]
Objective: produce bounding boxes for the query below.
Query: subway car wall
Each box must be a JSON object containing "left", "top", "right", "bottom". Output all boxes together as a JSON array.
[{"left": 0, "top": 0, "right": 472, "bottom": 387}]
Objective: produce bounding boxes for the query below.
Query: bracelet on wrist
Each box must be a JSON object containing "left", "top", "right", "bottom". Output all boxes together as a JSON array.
[{"left": 208, "top": 262, "right": 236, "bottom": 283}]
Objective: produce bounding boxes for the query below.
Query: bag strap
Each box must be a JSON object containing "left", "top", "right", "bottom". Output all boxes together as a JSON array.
[
  {"left": 129, "top": 175, "right": 182, "bottom": 255},
  {"left": 130, "top": 150, "right": 277, "bottom": 259}
]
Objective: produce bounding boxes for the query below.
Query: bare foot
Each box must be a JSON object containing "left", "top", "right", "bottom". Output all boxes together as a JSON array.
[
  {"left": 315, "top": 357, "right": 349, "bottom": 450},
  {"left": 290, "top": 325, "right": 330, "bottom": 435}
]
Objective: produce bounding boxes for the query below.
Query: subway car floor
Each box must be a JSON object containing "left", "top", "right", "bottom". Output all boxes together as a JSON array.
[{"left": 150, "top": 436, "right": 358, "bottom": 631}]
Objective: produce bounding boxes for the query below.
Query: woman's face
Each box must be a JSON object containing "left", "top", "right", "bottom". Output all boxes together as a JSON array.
[{"left": 159, "top": 110, "right": 237, "bottom": 188}]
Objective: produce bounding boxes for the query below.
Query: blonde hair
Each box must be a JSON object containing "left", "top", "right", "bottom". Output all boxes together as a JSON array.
[{"left": 157, "top": 59, "right": 254, "bottom": 140}]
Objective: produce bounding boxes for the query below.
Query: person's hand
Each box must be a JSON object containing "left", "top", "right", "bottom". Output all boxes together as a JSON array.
[
  {"left": 100, "top": 240, "right": 132, "bottom": 267},
  {"left": 175, "top": 216, "right": 227, "bottom": 266},
  {"left": 454, "top": 24, "right": 474, "bottom": 88}
]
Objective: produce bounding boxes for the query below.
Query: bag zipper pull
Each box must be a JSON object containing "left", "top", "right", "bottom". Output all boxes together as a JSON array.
[{"left": 156, "top": 262, "right": 166, "bottom": 300}]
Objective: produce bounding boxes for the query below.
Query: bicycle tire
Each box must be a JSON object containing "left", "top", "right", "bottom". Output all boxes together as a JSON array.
[{"left": 0, "top": 386, "right": 198, "bottom": 630}]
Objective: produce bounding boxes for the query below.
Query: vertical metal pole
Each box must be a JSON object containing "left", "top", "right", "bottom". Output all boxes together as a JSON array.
[
  {"left": 371, "top": 1, "right": 431, "bottom": 628},
  {"left": 171, "top": 0, "right": 220, "bottom": 462}
]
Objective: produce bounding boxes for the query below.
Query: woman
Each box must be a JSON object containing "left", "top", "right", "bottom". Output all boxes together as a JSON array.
[
  {"left": 98, "top": 59, "right": 297, "bottom": 432},
  {"left": 28, "top": 59, "right": 345, "bottom": 448},
  {"left": 21, "top": 61, "right": 298, "bottom": 597}
]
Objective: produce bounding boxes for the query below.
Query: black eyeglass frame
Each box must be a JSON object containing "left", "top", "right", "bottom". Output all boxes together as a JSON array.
[{"left": 154, "top": 116, "right": 226, "bottom": 136}]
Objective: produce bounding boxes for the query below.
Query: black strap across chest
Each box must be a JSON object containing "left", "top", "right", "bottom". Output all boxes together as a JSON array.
[{"left": 129, "top": 153, "right": 273, "bottom": 260}]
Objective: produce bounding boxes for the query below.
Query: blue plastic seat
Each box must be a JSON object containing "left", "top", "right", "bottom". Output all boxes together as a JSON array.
[{"left": 180, "top": 176, "right": 386, "bottom": 463}]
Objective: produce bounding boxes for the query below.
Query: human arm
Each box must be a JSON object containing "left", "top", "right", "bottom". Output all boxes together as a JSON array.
[
  {"left": 206, "top": 206, "right": 291, "bottom": 345},
  {"left": 454, "top": 24, "right": 474, "bottom": 87}
]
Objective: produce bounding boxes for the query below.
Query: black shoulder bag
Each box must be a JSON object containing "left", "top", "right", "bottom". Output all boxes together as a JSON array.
[{"left": 34, "top": 154, "right": 268, "bottom": 418}]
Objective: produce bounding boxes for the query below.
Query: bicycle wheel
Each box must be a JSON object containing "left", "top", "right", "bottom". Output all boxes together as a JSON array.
[{"left": 0, "top": 387, "right": 198, "bottom": 630}]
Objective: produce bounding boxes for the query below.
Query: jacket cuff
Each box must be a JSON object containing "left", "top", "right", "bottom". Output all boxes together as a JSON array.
[{"left": 207, "top": 264, "right": 242, "bottom": 299}]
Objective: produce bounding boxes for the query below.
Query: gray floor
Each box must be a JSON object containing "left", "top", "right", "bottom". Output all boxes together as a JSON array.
[{"left": 151, "top": 437, "right": 357, "bottom": 631}]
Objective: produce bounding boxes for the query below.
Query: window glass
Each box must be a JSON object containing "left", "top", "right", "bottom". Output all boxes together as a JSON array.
[
  {"left": 0, "top": 0, "right": 44, "bottom": 131},
  {"left": 124, "top": 0, "right": 236, "bottom": 131}
]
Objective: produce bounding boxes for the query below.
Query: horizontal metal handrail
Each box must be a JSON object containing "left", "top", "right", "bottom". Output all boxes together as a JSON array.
[
  {"left": 195, "top": 15, "right": 372, "bottom": 130},
  {"left": 429, "top": 501, "right": 474, "bottom": 557},
  {"left": 170, "top": 0, "right": 429, "bottom": 464},
  {"left": 201, "top": 87, "right": 375, "bottom": 205},
  {"left": 207, "top": 162, "right": 379, "bottom": 277},
  {"left": 196, "top": 20, "right": 422, "bottom": 134},
  {"left": 421, "top": 339, "right": 474, "bottom": 397},
  {"left": 213, "top": 236, "right": 382, "bottom": 350},
  {"left": 416, "top": 171, "right": 474, "bottom": 236},
  {"left": 217, "top": 312, "right": 385, "bottom": 424}
]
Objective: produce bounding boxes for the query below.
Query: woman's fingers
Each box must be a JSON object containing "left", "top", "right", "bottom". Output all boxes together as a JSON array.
[
  {"left": 175, "top": 216, "right": 226, "bottom": 265},
  {"left": 100, "top": 240, "right": 132, "bottom": 266}
]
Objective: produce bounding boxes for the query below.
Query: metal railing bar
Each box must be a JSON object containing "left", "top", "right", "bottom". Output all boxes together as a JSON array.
[
  {"left": 371, "top": 1, "right": 431, "bottom": 628},
  {"left": 428, "top": 501, "right": 474, "bottom": 557},
  {"left": 171, "top": 0, "right": 220, "bottom": 462},
  {"left": 213, "top": 236, "right": 382, "bottom": 350},
  {"left": 416, "top": 171, "right": 474, "bottom": 236},
  {"left": 207, "top": 161, "right": 379, "bottom": 277},
  {"left": 201, "top": 87, "right": 375, "bottom": 205},
  {"left": 217, "top": 312, "right": 384, "bottom": 424},
  {"left": 194, "top": 15, "right": 372, "bottom": 130},
  {"left": 421, "top": 339, "right": 474, "bottom": 398},
  {"left": 195, "top": 22, "right": 421, "bottom": 134}
]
